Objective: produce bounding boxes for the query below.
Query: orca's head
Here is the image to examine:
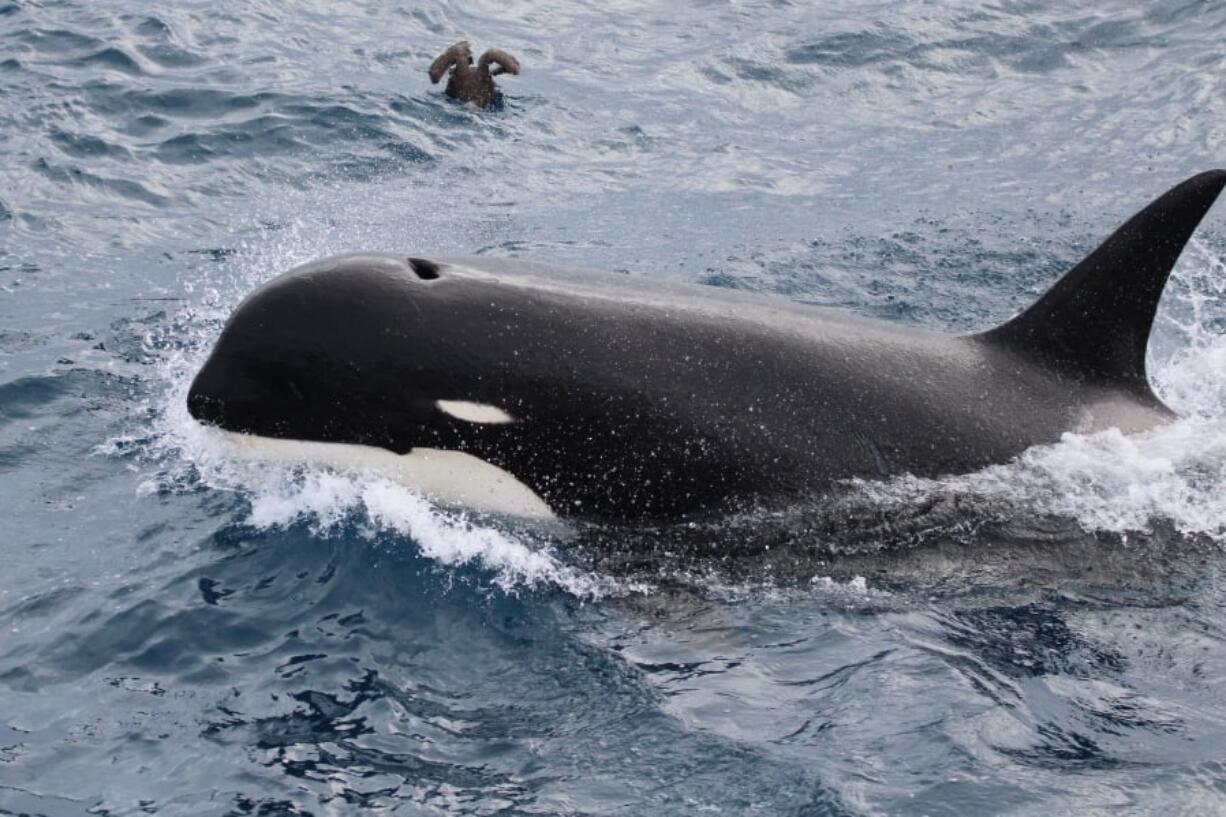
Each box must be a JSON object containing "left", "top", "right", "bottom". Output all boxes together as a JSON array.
[
  {"left": 187, "top": 252, "right": 761, "bottom": 520},
  {"left": 187, "top": 254, "right": 504, "bottom": 454}
]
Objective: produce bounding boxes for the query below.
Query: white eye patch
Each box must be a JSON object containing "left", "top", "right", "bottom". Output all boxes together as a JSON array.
[{"left": 435, "top": 400, "right": 515, "bottom": 424}]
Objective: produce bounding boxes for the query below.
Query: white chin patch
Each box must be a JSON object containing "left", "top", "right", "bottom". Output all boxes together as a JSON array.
[
  {"left": 435, "top": 400, "right": 515, "bottom": 424},
  {"left": 218, "top": 431, "right": 554, "bottom": 520}
]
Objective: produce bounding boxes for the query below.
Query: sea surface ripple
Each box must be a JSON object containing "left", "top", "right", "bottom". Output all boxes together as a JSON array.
[{"left": 4, "top": 1, "right": 1226, "bottom": 814}]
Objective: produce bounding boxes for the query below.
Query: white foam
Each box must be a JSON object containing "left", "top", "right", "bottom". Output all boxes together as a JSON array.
[
  {"left": 241, "top": 467, "right": 588, "bottom": 594},
  {"left": 859, "top": 239, "right": 1226, "bottom": 543},
  {"left": 145, "top": 402, "right": 611, "bottom": 596}
]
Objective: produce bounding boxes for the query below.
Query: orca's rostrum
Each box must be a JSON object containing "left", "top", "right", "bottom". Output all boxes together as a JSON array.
[{"left": 187, "top": 171, "right": 1226, "bottom": 522}]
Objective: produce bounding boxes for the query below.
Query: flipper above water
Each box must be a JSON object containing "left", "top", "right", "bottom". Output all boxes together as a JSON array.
[{"left": 982, "top": 170, "right": 1226, "bottom": 392}]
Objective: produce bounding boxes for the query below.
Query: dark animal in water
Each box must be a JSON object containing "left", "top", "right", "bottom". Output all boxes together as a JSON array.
[
  {"left": 428, "top": 41, "right": 520, "bottom": 108},
  {"left": 187, "top": 171, "right": 1226, "bottom": 523}
]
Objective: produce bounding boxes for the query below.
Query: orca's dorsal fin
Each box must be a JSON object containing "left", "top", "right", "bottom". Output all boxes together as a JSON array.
[{"left": 982, "top": 170, "right": 1226, "bottom": 390}]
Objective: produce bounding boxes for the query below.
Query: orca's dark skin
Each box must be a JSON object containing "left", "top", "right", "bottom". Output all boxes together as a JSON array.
[{"left": 188, "top": 171, "right": 1226, "bottom": 523}]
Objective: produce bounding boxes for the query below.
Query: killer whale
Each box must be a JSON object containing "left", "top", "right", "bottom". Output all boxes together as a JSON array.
[{"left": 187, "top": 171, "right": 1226, "bottom": 523}]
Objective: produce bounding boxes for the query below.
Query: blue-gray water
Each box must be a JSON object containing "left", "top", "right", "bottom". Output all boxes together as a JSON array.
[{"left": 5, "top": 2, "right": 1226, "bottom": 814}]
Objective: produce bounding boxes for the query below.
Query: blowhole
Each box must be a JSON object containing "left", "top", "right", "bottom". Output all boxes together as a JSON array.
[{"left": 408, "top": 257, "right": 441, "bottom": 280}]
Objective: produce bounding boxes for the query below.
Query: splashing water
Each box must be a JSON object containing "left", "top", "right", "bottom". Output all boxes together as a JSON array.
[{"left": 855, "top": 238, "right": 1226, "bottom": 543}]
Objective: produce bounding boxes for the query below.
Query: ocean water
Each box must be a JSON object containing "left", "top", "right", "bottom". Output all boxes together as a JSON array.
[{"left": 5, "top": 1, "right": 1226, "bottom": 814}]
